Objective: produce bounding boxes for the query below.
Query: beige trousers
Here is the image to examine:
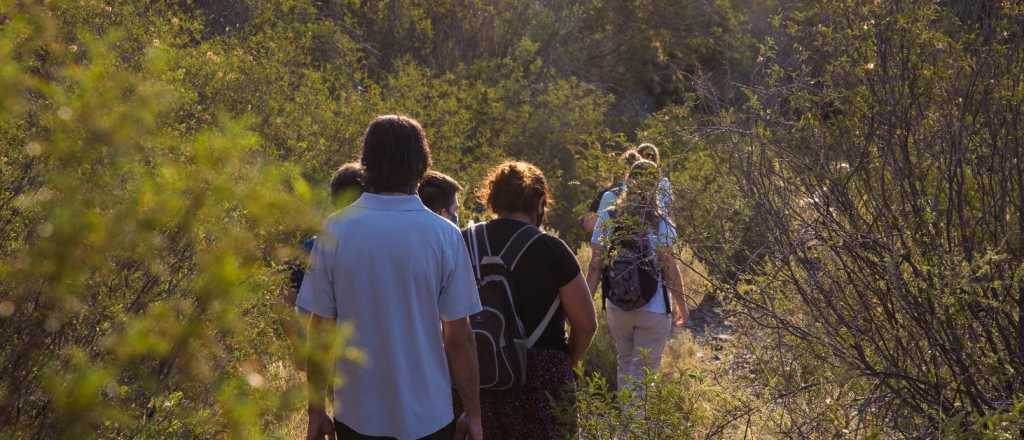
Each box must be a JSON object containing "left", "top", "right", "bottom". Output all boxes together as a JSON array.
[{"left": 606, "top": 307, "right": 672, "bottom": 392}]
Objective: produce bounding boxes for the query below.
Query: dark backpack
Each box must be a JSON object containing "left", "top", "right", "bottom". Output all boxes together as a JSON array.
[
  {"left": 601, "top": 210, "right": 663, "bottom": 311},
  {"left": 462, "top": 222, "right": 560, "bottom": 390}
]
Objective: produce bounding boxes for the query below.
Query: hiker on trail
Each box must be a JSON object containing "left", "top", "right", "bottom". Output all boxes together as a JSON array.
[
  {"left": 462, "top": 161, "right": 597, "bottom": 439},
  {"left": 586, "top": 159, "right": 687, "bottom": 393},
  {"left": 582, "top": 150, "right": 642, "bottom": 234},
  {"left": 419, "top": 170, "right": 464, "bottom": 225},
  {"left": 634, "top": 143, "right": 674, "bottom": 213},
  {"left": 289, "top": 162, "right": 364, "bottom": 301},
  {"left": 286, "top": 163, "right": 364, "bottom": 372},
  {"left": 299, "top": 115, "right": 483, "bottom": 440},
  {"left": 329, "top": 162, "right": 367, "bottom": 209}
]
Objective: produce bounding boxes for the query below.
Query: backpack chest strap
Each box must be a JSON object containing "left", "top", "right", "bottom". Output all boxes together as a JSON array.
[{"left": 498, "top": 225, "right": 543, "bottom": 270}]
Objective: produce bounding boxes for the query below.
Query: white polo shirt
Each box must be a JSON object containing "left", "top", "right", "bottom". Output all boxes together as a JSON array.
[{"left": 298, "top": 193, "right": 482, "bottom": 439}]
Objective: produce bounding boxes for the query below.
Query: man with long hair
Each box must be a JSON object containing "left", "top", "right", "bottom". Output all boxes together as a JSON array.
[{"left": 299, "top": 115, "right": 482, "bottom": 440}]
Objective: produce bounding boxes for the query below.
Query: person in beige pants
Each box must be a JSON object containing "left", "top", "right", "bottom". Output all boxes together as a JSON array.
[
  {"left": 604, "top": 305, "right": 673, "bottom": 390},
  {"left": 586, "top": 160, "right": 688, "bottom": 393}
]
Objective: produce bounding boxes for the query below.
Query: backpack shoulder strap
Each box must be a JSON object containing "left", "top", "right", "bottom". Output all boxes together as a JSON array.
[
  {"left": 464, "top": 223, "right": 480, "bottom": 281},
  {"left": 467, "top": 222, "right": 499, "bottom": 280},
  {"left": 462, "top": 225, "right": 473, "bottom": 258},
  {"left": 524, "top": 297, "right": 561, "bottom": 349},
  {"left": 498, "top": 225, "right": 543, "bottom": 271},
  {"left": 474, "top": 221, "right": 493, "bottom": 257}
]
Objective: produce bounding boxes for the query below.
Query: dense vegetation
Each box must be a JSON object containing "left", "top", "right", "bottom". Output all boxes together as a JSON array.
[{"left": 2, "top": 0, "right": 1022, "bottom": 438}]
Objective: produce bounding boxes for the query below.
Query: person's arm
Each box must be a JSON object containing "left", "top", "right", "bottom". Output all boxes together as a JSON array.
[
  {"left": 657, "top": 248, "right": 687, "bottom": 327},
  {"left": 586, "top": 243, "right": 605, "bottom": 295},
  {"left": 305, "top": 314, "right": 336, "bottom": 440},
  {"left": 582, "top": 188, "right": 607, "bottom": 234},
  {"left": 295, "top": 230, "right": 339, "bottom": 440},
  {"left": 444, "top": 318, "right": 482, "bottom": 440},
  {"left": 581, "top": 214, "right": 597, "bottom": 233},
  {"left": 587, "top": 208, "right": 610, "bottom": 294},
  {"left": 560, "top": 273, "right": 597, "bottom": 367}
]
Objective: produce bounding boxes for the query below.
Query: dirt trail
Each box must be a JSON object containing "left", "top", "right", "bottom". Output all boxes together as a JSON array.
[{"left": 682, "top": 295, "right": 727, "bottom": 338}]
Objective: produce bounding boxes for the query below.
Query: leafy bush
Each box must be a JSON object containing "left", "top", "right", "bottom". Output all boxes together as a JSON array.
[
  {"left": 4, "top": 0, "right": 1022, "bottom": 438},
  {"left": 0, "top": 4, "right": 359, "bottom": 438},
  {"left": 573, "top": 329, "right": 765, "bottom": 440},
  {"left": 703, "top": 1, "right": 1024, "bottom": 437}
]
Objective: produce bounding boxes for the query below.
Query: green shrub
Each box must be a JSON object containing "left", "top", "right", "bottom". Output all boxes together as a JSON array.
[
  {"left": 5, "top": 1, "right": 1022, "bottom": 439},
  {"left": 708, "top": 1, "right": 1024, "bottom": 437},
  {"left": 0, "top": 5, "right": 359, "bottom": 438}
]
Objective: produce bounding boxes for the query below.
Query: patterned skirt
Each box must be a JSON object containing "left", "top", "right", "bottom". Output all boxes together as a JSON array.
[{"left": 457, "top": 349, "right": 576, "bottom": 440}]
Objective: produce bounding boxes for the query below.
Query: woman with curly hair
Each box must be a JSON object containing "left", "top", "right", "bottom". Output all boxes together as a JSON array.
[{"left": 462, "top": 161, "right": 597, "bottom": 439}]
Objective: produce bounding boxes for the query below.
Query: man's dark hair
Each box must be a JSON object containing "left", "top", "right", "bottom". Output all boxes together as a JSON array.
[
  {"left": 330, "top": 162, "right": 364, "bottom": 199},
  {"left": 418, "top": 171, "right": 463, "bottom": 214},
  {"left": 360, "top": 115, "right": 431, "bottom": 194}
]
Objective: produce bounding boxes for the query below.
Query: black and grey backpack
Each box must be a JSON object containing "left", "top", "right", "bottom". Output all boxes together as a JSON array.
[
  {"left": 600, "top": 210, "right": 664, "bottom": 311},
  {"left": 462, "top": 222, "right": 560, "bottom": 390}
]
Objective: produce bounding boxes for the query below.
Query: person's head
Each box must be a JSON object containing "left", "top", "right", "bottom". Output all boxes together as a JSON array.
[
  {"left": 618, "top": 159, "right": 662, "bottom": 226},
  {"left": 635, "top": 143, "right": 660, "bottom": 164},
  {"left": 418, "top": 170, "right": 464, "bottom": 224},
  {"left": 360, "top": 115, "right": 431, "bottom": 194},
  {"left": 620, "top": 149, "right": 642, "bottom": 168},
  {"left": 329, "top": 162, "right": 364, "bottom": 208},
  {"left": 481, "top": 161, "right": 552, "bottom": 227},
  {"left": 618, "top": 149, "right": 642, "bottom": 181}
]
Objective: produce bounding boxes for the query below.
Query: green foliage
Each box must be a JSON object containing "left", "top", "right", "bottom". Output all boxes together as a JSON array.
[
  {"left": 574, "top": 370, "right": 700, "bottom": 439},
  {"left": 637, "top": 104, "right": 759, "bottom": 282},
  {"left": 3, "top": 0, "right": 1022, "bottom": 438},
  {"left": 710, "top": 0, "right": 1024, "bottom": 437},
  {"left": 0, "top": 0, "right": 626, "bottom": 437},
  {"left": 575, "top": 326, "right": 761, "bottom": 440},
  {"left": 0, "top": 3, "right": 357, "bottom": 438}
]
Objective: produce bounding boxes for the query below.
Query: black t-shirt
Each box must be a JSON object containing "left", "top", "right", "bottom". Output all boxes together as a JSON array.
[{"left": 469, "top": 219, "right": 582, "bottom": 352}]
